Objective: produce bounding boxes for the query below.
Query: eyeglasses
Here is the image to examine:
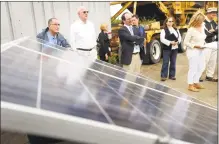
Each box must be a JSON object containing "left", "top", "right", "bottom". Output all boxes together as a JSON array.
[
  {"left": 83, "top": 11, "right": 89, "bottom": 14},
  {"left": 50, "top": 24, "right": 60, "bottom": 26}
]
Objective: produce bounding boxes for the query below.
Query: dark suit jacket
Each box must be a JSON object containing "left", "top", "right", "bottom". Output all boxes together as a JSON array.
[{"left": 118, "top": 26, "right": 144, "bottom": 65}]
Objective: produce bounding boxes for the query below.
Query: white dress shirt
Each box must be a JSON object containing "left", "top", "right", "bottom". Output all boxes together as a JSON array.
[
  {"left": 70, "top": 19, "right": 96, "bottom": 50},
  {"left": 124, "top": 24, "right": 140, "bottom": 53},
  {"left": 160, "top": 27, "right": 182, "bottom": 50}
]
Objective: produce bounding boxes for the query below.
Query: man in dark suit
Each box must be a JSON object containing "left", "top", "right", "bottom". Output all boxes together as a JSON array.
[{"left": 118, "top": 12, "right": 144, "bottom": 74}]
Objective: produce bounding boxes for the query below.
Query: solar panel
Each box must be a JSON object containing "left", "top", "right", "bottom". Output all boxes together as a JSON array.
[{"left": 1, "top": 37, "right": 217, "bottom": 144}]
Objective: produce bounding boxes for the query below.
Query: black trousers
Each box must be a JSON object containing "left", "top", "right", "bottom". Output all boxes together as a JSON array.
[
  {"left": 99, "top": 54, "right": 108, "bottom": 62},
  {"left": 161, "top": 49, "right": 178, "bottom": 78}
]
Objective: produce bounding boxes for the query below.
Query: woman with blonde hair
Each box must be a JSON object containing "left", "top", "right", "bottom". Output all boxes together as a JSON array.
[
  {"left": 97, "top": 23, "right": 110, "bottom": 62},
  {"left": 184, "top": 11, "right": 206, "bottom": 92}
]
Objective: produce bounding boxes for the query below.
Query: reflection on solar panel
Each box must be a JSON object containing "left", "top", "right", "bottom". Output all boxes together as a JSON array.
[{"left": 1, "top": 37, "right": 218, "bottom": 144}]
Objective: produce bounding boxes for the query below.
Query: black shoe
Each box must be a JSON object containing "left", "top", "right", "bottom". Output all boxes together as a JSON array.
[
  {"left": 161, "top": 77, "right": 167, "bottom": 81},
  {"left": 206, "top": 76, "right": 218, "bottom": 82},
  {"left": 199, "top": 79, "right": 204, "bottom": 82}
]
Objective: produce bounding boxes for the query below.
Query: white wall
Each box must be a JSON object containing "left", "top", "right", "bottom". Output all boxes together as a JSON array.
[{"left": 1, "top": 2, "right": 111, "bottom": 44}]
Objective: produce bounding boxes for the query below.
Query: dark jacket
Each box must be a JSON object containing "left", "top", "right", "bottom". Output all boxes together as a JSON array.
[
  {"left": 97, "top": 31, "right": 110, "bottom": 56},
  {"left": 118, "top": 26, "right": 144, "bottom": 65},
  {"left": 204, "top": 19, "right": 218, "bottom": 43},
  {"left": 162, "top": 28, "right": 180, "bottom": 50},
  {"left": 133, "top": 25, "right": 146, "bottom": 47},
  {"left": 133, "top": 25, "right": 146, "bottom": 60},
  {"left": 36, "top": 27, "right": 71, "bottom": 48},
  {"left": 136, "top": 25, "right": 146, "bottom": 38}
]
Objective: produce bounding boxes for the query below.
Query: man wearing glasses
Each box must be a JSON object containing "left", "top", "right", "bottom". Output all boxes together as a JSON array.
[
  {"left": 70, "top": 6, "right": 97, "bottom": 60},
  {"left": 37, "top": 18, "right": 71, "bottom": 48},
  {"left": 36, "top": 18, "right": 71, "bottom": 60}
]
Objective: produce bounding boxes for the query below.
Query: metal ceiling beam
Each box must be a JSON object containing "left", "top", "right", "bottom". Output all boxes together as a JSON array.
[
  {"left": 133, "top": 1, "right": 138, "bottom": 14},
  {"left": 110, "top": 2, "right": 126, "bottom": 6},
  {"left": 111, "top": 1, "right": 133, "bottom": 23}
]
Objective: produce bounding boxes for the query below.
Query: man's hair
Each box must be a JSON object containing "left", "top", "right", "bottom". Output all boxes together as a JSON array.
[
  {"left": 48, "top": 18, "right": 57, "bottom": 26},
  {"left": 121, "top": 12, "right": 129, "bottom": 21},
  {"left": 132, "top": 14, "right": 139, "bottom": 19},
  {"left": 121, "top": 12, "right": 129, "bottom": 25}
]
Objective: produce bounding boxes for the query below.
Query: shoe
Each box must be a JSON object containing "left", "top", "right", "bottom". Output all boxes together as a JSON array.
[
  {"left": 206, "top": 76, "right": 218, "bottom": 82},
  {"left": 199, "top": 79, "right": 204, "bottom": 82},
  {"left": 193, "top": 83, "right": 205, "bottom": 89},
  {"left": 161, "top": 77, "right": 167, "bottom": 81},
  {"left": 169, "top": 77, "right": 176, "bottom": 80},
  {"left": 188, "top": 84, "right": 199, "bottom": 92}
]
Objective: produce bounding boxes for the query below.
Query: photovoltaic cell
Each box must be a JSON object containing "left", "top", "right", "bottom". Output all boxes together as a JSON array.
[{"left": 1, "top": 38, "right": 217, "bottom": 144}]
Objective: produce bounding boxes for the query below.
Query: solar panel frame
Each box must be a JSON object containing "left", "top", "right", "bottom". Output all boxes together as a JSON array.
[{"left": 1, "top": 101, "right": 192, "bottom": 144}]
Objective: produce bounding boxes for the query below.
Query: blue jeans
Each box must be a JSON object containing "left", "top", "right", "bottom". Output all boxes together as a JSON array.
[{"left": 161, "top": 49, "right": 178, "bottom": 78}]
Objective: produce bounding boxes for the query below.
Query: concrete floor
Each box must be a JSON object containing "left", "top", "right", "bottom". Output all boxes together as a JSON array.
[{"left": 141, "top": 52, "right": 218, "bottom": 108}]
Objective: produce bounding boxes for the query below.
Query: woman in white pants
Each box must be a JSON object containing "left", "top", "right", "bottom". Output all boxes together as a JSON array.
[{"left": 184, "top": 11, "right": 206, "bottom": 92}]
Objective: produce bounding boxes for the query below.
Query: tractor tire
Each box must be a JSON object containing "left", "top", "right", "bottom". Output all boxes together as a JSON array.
[
  {"left": 178, "top": 32, "right": 187, "bottom": 53},
  {"left": 147, "top": 40, "right": 162, "bottom": 64}
]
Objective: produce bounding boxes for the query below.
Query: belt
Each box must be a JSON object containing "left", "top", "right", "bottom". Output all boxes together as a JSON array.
[
  {"left": 133, "top": 52, "right": 139, "bottom": 55},
  {"left": 206, "top": 41, "right": 216, "bottom": 44},
  {"left": 77, "top": 48, "right": 93, "bottom": 51}
]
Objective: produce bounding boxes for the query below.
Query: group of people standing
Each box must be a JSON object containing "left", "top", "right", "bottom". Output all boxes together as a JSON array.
[
  {"left": 35, "top": 5, "right": 218, "bottom": 90},
  {"left": 118, "top": 8, "right": 218, "bottom": 92}
]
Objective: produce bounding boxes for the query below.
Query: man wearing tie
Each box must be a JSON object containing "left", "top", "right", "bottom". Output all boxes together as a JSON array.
[{"left": 118, "top": 12, "right": 144, "bottom": 74}]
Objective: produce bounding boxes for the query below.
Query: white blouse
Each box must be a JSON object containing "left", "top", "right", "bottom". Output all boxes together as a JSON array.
[
  {"left": 160, "top": 27, "right": 182, "bottom": 50},
  {"left": 183, "top": 24, "right": 206, "bottom": 58},
  {"left": 184, "top": 27, "right": 206, "bottom": 49}
]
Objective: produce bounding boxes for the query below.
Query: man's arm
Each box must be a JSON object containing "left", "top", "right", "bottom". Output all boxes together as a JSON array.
[
  {"left": 204, "top": 22, "right": 217, "bottom": 37},
  {"left": 118, "top": 28, "right": 140, "bottom": 42},
  {"left": 205, "top": 28, "right": 217, "bottom": 37},
  {"left": 134, "top": 26, "right": 145, "bottom": 45},
  {"left": 61, "top": 37, "right": 71, "bottom": 48},
  {"left": 36, "top": 32, "right": 44, "bottom": 40}
]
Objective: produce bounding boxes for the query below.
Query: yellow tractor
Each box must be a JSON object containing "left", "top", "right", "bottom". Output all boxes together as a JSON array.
[{"left": 110, "top": 1, "right": 218, "bottom": 64}]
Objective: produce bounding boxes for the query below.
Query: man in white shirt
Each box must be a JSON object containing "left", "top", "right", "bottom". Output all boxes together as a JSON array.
[
  {"left": 200, "top": 7, "right": 218, "bottom": 82},
  {"left": 70, "top": 6, "right": 97, "bottom": 60}
]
